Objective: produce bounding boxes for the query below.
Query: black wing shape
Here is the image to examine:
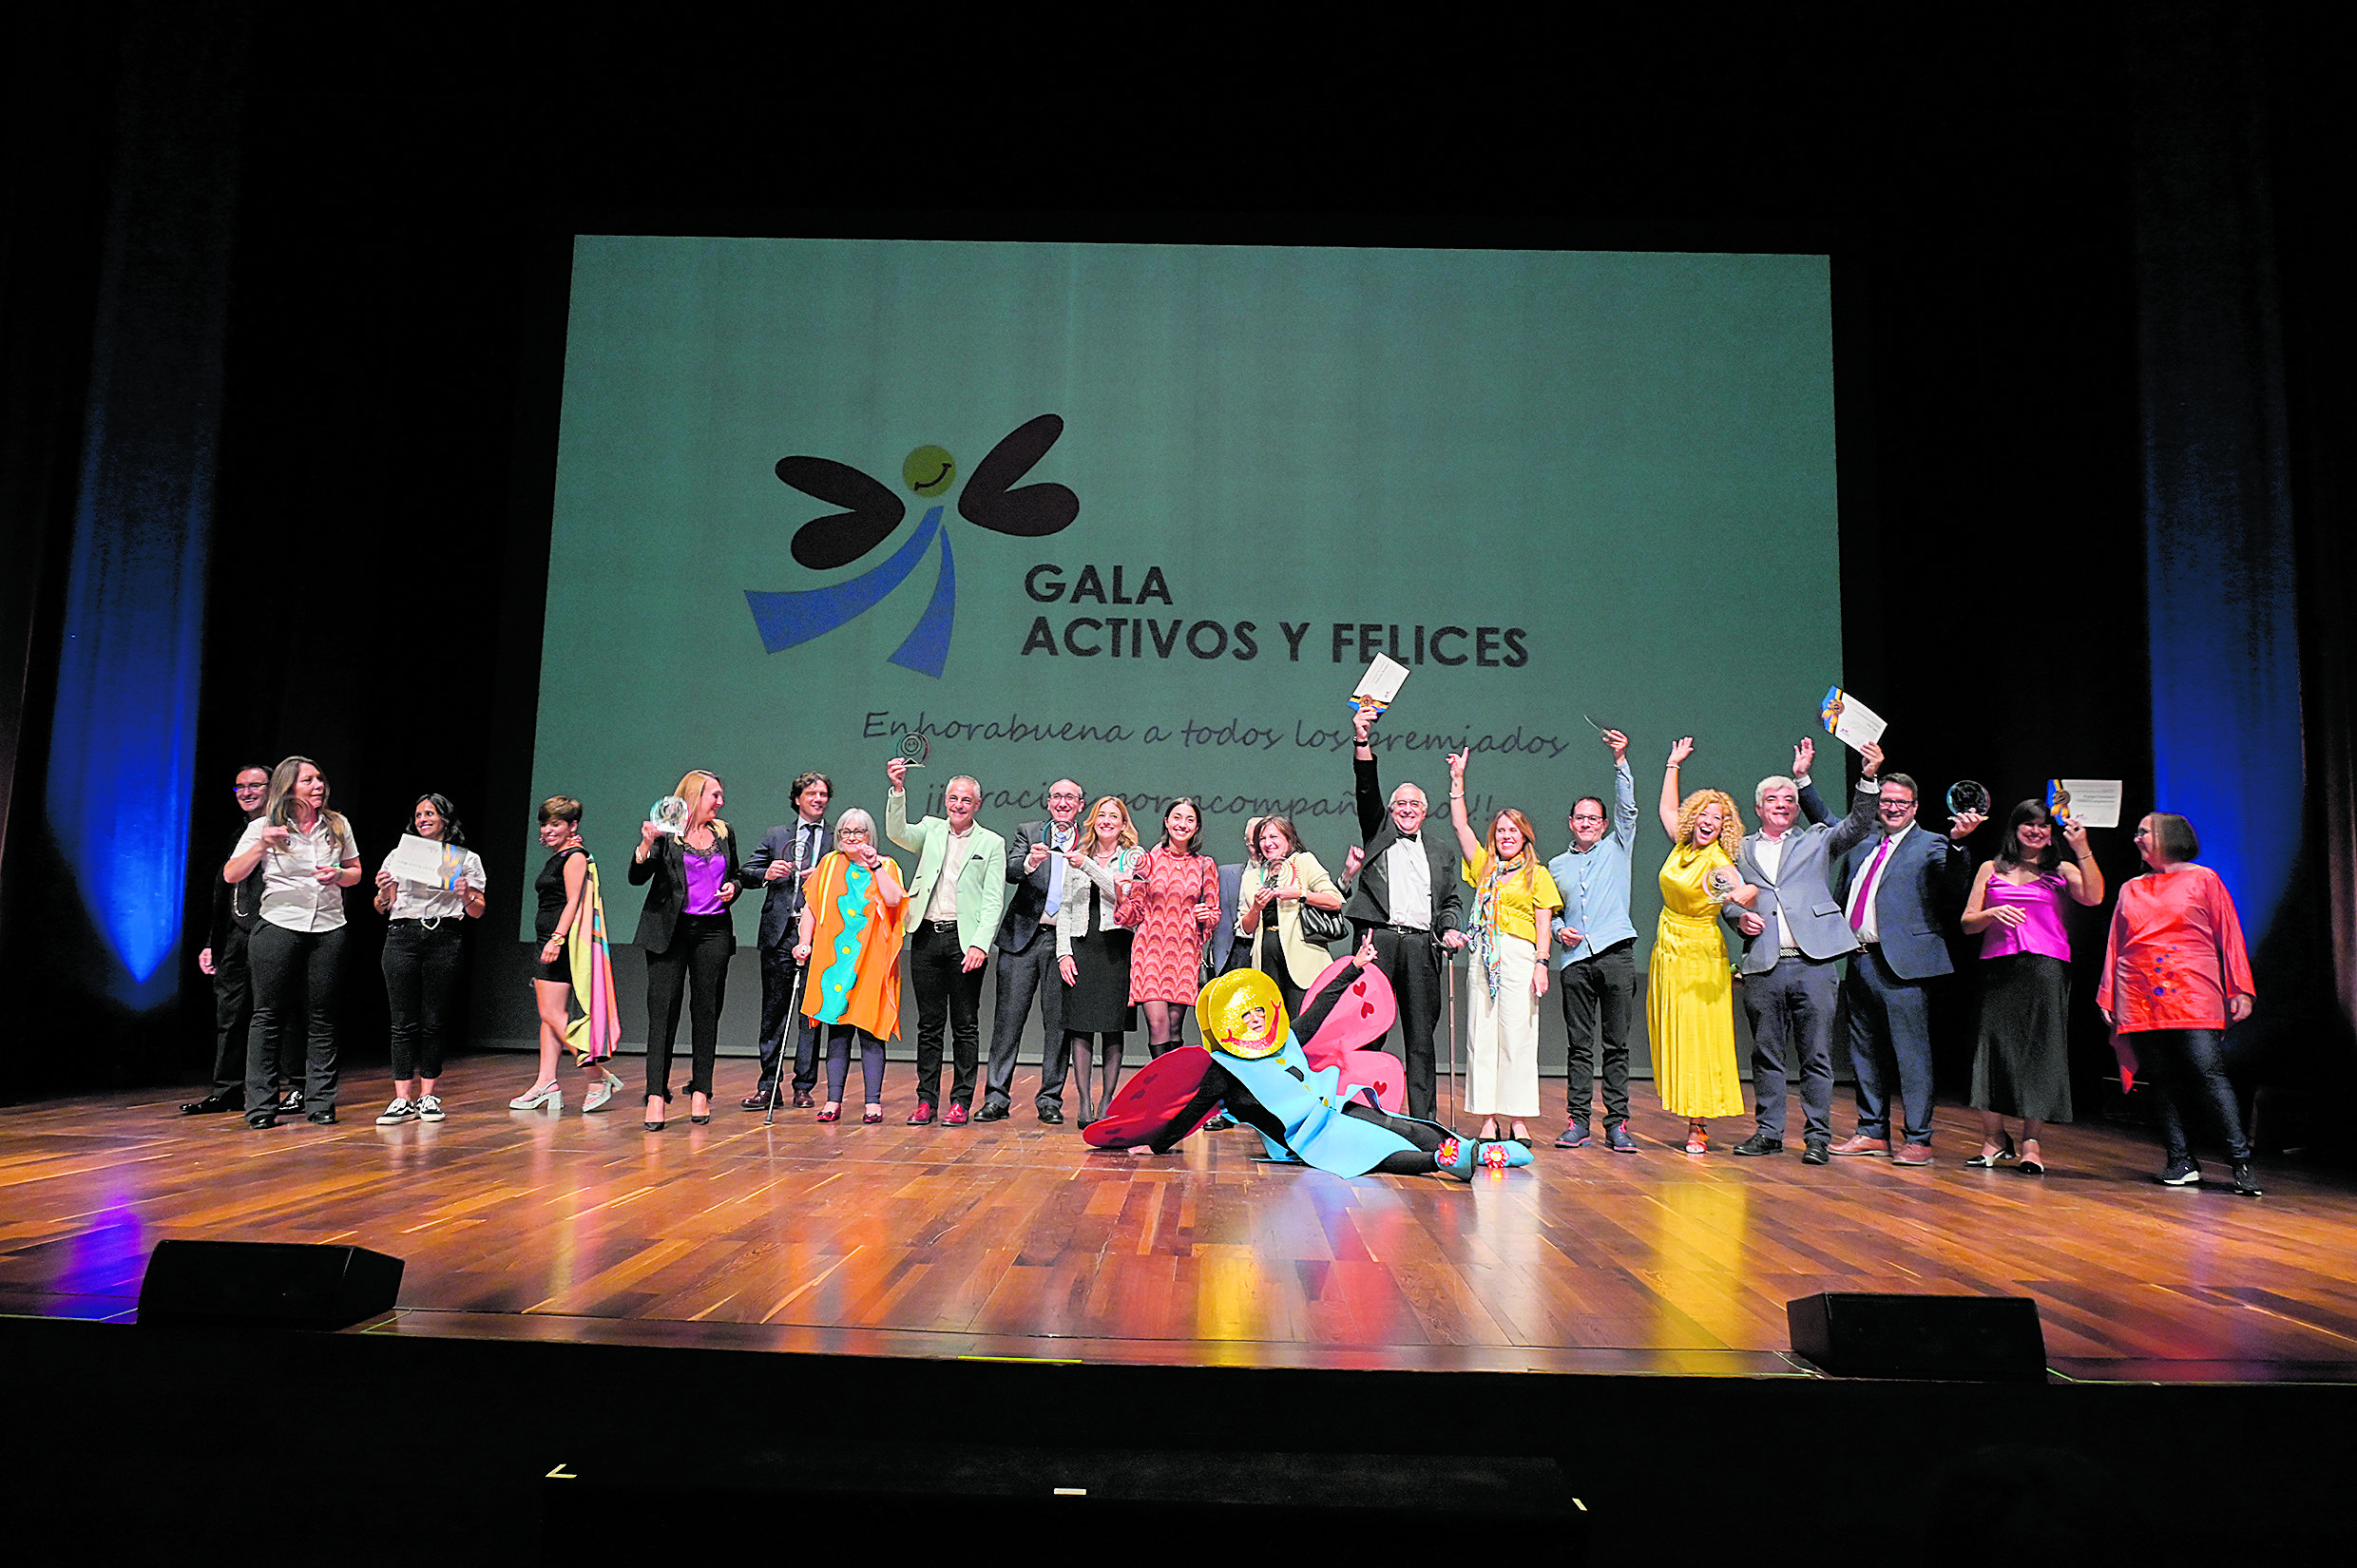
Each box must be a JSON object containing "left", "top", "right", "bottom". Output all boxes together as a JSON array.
[
  {"left": 957, "top": 414, "right": 1079, "bottom": 539},
  {"left": 776, "top": 456, "right": 907, "bottom": 570}
]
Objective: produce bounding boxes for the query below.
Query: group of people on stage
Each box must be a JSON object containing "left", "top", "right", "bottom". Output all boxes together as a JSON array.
[{"left": 182, "top": 713, "right": 2265, "bottom": 1195}]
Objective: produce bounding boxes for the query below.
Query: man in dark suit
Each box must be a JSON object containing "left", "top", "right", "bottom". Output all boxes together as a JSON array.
[
  {"left": 1722, "top": 737, "right": 1879, "bottom": 1164},
  {"left": 182, "top": 763, "right": 275, "bottom": 1115},
  {"left": 1828, "top": 752, "right": 1982, "bottom": 1164},
  {"left": 1204, "top": 815, "right": 1262, "bottom": 982},
  {"left": 1337, "top": 706, "right": 1465, "bottom": 1120},
  {"left": 738, "top": 771, "right": 831, "bottom": 1110},
  {"left": 979, "top": 778, "right": 1086, "bottom": 1123}
]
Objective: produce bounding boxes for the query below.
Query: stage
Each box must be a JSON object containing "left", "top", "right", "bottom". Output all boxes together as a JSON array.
[{"left": 6, "top": 1061, "right": 2353, "bottom": 1381}]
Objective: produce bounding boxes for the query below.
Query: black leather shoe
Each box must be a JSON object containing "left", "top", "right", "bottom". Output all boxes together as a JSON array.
[
  {"left": 791, "top": 1091, "right": 814, "bottom": 1109},
  {"left": 1732, "top": 1133, "right": 1784, "bottom": 1157},
  {"left": 306, "top": 1108, "right": 337, "bottom": 1125},
  {"left": 1038, "top": 1108, "right": 1065, "bottom": 1125},
  {"left": 245, "top": 1113, "right": 278, "bottom": 1130},
  {"left": 181, "top": 1091, "right": 241, "bottom": 1116},
  {"left": 1802, "top": 1138, "right": 1830, "bottom": 1165},
  {"left": 740, "top": 1088, "right": 773, "bottom": 1111},
  {"left": 974, "top": 1103, "right": 1010, "bottom": 1122}
]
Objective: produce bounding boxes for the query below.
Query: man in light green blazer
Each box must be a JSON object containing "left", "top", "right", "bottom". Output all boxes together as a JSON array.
[{"left": 886, "top": 755, "right": 1008, "bottom": 1124}]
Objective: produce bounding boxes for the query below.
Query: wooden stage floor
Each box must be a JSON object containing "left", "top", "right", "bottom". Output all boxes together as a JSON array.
[{"left": 6, "top": 1061, "right": 2355, "bottom": 1382}]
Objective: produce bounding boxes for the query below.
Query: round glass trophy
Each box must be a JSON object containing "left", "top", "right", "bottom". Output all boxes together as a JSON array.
[
  {"left": 897, "top": 732, "right": 930, "bottom": 768},
  {"left": 1945, "top": 780, "right": 1991, "bottom": 820},
  {"left": 649, "top": 794, "right": 690, "bottom": 836},
  {"left": 1706, "top": 867, "right": 1738, "bottom": 906}
]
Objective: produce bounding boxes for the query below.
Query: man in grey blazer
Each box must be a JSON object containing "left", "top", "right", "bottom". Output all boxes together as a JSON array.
[
  {"left": 886, "top": 757, "right": 1009, "bottom": 1125},
  {"left": 1723, "top": 737, "right": 1881, "bottom": 1164},
  {"left": 979, "top": 778, "right": 1085, "bottom": 1124},
  {"left": 1830, "top": 753, "right": 1981, "bottom": 1164}
]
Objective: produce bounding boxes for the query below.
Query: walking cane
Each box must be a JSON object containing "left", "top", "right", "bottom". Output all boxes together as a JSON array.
[
  {"left": 1445, "top": 946, "right": 1461, "bottom": 1131},
  {"left": 763, "top": 957, "right": 810, "bottom": 1128}
]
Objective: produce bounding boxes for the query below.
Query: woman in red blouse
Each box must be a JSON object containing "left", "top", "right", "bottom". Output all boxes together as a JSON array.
[
  {"left": 1122, "top": 797, "right": 1220, "bottom": 1059},
  {"left": 2097, "top": 813, "right": 2259, "bottom": 1195}
]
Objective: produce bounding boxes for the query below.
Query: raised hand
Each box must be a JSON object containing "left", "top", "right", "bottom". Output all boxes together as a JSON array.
[
  {"left": 1343, "top": 845, "right": 1366, "bottom": 880},
  {"left": 1950, "top": 810, "right": 1985, "bottom": 841},
  {"left": 886, "top": 756, "right": 909, "bottom": 792},
  {"left": 1601, "top": 728, "right": 1628, "bottom": 762},
  {"left": 1351, "top": 934, "right": 1377, "bottom": 967},
  {"left": 1352, "top": 705, "right": 1374, "bottom": 745},
  {"left": 1447, "top": 748, "right": 1469, "bottom": 783},
  {"left": 1667, "top": 736, "right": 1696, "bottom": 767},
  {"left": 1860, "top": 740, "right": 1884, "bottom": 778},
  {"left": 1793, "top": 736, "right": 1814, "bottom": 775}
]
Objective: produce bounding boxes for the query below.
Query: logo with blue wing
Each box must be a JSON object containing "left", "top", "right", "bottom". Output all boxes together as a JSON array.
[{"left": 745, "top": 413, "right": 1080, "bottom": 679}]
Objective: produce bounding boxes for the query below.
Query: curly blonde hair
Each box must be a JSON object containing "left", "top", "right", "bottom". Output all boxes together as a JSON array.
[{"left": 1675, "top": 788, "right": 1743, "bottom": 849}]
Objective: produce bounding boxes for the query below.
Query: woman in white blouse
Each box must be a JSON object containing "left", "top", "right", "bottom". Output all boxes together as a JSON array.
[
  {"left": 222, "top": 757, "right": 363, "bottom": 1128},
  {"left": 1055, "top": 795, "right": 1142, "bottom": 1127},
  {"left": 369, "top": 794, "right": 487, "bottom": 1125}
]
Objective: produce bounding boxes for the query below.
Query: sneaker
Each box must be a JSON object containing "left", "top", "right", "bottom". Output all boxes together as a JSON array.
[
  {"left": 2231, "top": 1161, "right": 2263, "bottom": 1197},
  {"left": 2156, "top": 1157, "right": 2201, "bottom": 1186},
  {"left": 1555, "top": 1119, "right": 1592, "bottom": 1149},
  {"left": 374, "top": 1098, "right": 418, "bottom": 1125},
  {"left": 415, "top": 1094, "right": 445, "bottom": 1122},
  {"left": 1605, "top": 1121, "right": 1638, "bottom": 1154}
]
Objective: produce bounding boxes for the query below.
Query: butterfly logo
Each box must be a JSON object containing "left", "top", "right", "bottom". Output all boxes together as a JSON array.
[{"left": 745, "top": 413, "right": 1079, "bottom": 679}]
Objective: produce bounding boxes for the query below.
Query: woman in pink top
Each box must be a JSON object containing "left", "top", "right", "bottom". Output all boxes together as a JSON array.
[
  {"left": 2097, "top": 812, "right": 2259, "bottom": 1195},
  {"left": 1958, "top": 800, "right": 2104, "bottom": 1175}
]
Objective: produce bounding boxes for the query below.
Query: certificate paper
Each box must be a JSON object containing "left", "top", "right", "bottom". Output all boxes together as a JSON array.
[
  {"left": 1351, "top": 654, "right": 1411, "bottom": 713},
  {"left": 384, "top": 832, "right": 465, "bottom": 889},
  {"left": 2047, "top": 779, "right": 2123, "bottom": 830},
  {"left": 1818, "top": 686, "right": 1888, "bottom": 752}
]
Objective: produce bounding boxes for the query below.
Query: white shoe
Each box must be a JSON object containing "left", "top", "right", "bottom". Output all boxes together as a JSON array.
[
  {"left": 508, "top": 1082, "right": 563, "bottom": 1111},
  {"left": 415, "top": 1094, "right": 445, "bottom": 1122},
  {"left": 582, "top": 1068, "right": 623, "bottom": 1114},
  {"left": 374, "top": 1098, "right": 418, "bottom": 1125}
]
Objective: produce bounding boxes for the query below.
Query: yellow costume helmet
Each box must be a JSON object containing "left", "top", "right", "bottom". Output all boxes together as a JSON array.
[{"left": 1197, "top": 967, "right": 1289, "bottom": 1061}]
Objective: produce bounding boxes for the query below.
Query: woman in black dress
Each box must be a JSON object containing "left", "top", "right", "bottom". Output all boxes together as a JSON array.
[
  {"left": 1055, "top": 794, "right": 1140, "bottom": 1126},
  {"left": 511, "top": 796, "right": 625, "bottom": 1113},
  {"left": 629, "top": 770, "right": 741, "bottom": 1129}
]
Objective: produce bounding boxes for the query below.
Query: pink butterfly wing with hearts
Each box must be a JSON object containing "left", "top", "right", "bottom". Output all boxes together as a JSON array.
[{"left": 1297, "top": 958, "right": 1406, "bottom": 1113}]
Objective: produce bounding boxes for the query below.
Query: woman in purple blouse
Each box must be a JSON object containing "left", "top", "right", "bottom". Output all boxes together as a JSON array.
[
  {"left": 1958, "top": 799, "right": 2104, "bottom": 1175},
  {"left": 628, "top": 769, "right": 742, "bottom": 1129}
]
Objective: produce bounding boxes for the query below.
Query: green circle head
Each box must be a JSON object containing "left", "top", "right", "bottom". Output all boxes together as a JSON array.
[{"left": 903, "top": 445, "right": 956, "bottom": 497}]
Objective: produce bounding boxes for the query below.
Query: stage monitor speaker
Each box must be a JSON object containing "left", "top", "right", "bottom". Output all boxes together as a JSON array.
[
  {"left": 138, "top": 1240, "right": 404, "bottom": 1331},
  {"left": 1787, "top": 1291, "right": 2046, "bottom": 1382}
]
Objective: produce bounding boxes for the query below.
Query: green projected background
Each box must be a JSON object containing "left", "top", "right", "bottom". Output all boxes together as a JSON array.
[{"left": 530, "top": 237, "right": 1841, "bottom": 951}]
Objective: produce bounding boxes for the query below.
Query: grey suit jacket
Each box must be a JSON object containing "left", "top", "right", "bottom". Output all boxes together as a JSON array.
[{"left": 1724, "top": 778, "right": 1879, "bottom": 974}]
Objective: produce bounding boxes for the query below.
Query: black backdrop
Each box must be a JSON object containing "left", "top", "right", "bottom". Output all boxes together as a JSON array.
[{"left": 2, "top": 3, "right": 2346, "bottom": 1120}]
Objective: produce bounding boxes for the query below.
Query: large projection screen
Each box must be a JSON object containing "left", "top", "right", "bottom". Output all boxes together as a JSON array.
[{"left": 530, "top": 237, "right": 1840, "bottom": 970}]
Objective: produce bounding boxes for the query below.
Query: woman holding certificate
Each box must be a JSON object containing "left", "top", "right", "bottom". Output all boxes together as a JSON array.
[
  {"left": 368, "top": 794, "right": 486, "bottom": 1124},
  {"left": 1646, "top": 737, "right": 1753, "bottom": 1154},
  {"left": 222, "top": 757, "right": 363, "bottom": 1128},
  {"left": 1958, "top": 799, "right": 2103, "bottom": 1175},
  {"left": 2098, "top": 813, "right": 2261, "bottom": 1195},
  {"left": 791, "top": 808, "right": 905, "bottom": 1123},
  {"left": 630, "top": 769, "right": 741, "bottom": 1130}
]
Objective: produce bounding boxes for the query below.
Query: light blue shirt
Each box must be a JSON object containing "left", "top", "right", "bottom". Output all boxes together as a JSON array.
[{"left": 1546, "top": 758, "right": 1638, "bottom": 966}]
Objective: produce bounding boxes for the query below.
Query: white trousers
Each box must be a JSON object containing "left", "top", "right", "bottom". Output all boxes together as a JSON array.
[{"left": 1464, "top": 932, "right": 1541, "bottom": 1117}]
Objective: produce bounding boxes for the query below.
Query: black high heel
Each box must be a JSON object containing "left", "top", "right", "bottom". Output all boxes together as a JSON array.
[{"left": 1965, "top": 1132, "right": 2017, "bottom": 1169}]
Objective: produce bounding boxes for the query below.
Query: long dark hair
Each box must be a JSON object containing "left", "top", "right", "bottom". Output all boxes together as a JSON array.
[
  {"left": 1995, "top": 799, "right": 2060, "bottom": 874},
  {"left": 413, "top": 793, "right": 466, "bottom": 847},
  {"left": 1159, "top": 795, "right": 1206, "bottom": 856}
]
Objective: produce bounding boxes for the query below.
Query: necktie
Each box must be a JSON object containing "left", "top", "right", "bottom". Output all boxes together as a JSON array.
[
  {"left": 795, "top": 825, "right": 814, "bottom": 872},
  {"left": 1849, "top": 834, "right": 1895, "bottom": 931}
]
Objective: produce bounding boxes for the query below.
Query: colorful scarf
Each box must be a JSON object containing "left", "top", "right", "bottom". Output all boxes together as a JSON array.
[
  {"left": 563, "top": 854, "right": 622, "bottom": 1062},
  {"left": 1471, "top": 851, "right": 1528, "bottom": 1003}
]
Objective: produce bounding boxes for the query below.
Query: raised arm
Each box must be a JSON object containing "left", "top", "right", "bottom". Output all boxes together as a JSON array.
[
  {"left": 884, "top": 758, "right": 921, "bottom": 852},
  {"left": 1605, "top": 731, "right": 1638, "bottom": 848},
  {"left": 2060, "top": 819, "right": 2105, "bottom": 907},
  {"left": 1658, "top": 736, "right": 1695, "bottom": 841},
  {"left": 1445, "top": 749, "right": 1482, "bottom": 862},
  {"left": 1352, "top": 706, "right": 1385, "bottom": 841}
]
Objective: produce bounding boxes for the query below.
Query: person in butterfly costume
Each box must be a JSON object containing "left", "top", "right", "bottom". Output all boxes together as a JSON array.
[{"left": 1083, "top": 936, "right": 1533, "bottom": 1180}]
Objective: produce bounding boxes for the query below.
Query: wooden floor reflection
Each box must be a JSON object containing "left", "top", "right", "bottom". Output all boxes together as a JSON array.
[{"left": 6, "top": 1062, "right": 2354, "bottom": 1380}]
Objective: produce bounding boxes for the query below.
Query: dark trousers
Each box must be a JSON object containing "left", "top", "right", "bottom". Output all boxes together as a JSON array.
[
  {"left": 643, "top": 912, "right": 732, "bottom": 1100},
  {"left": 822, "top": 1023, "right": 887, "bottom": 1105},
  {"left": 986, "top": 934, "right": 1069, "bottom": 1114},
  {"left": 1742, "top": 952, "right": 1841, "bottom": 1141},
  {"left": 755, "top": 944, "right": 818, "bottom": 1095},
  {"left": 1843, "top": 944, "right": 1936, "bottom": 1145},
  {"left": 244, "top": 922, "right": 347, "bottom": 1114},
  {"left": 1363, "top": 923, "right": 1445, "bottom": 1120},
  {"left": 910, "top": 921, "right": 985, "bottom": 1108},
  {"left": 382, "top": 920, "right": 465, "bottom": 1082},
  {"left": 2137, "top": 1027, "right": 2252, "bottom": 1164},
  {"left": 208, "top": 923, "right": 262, "bottom": 1094},
  {"left": 1557, "top": 939, "right": 1636, "bottom": 1125}
]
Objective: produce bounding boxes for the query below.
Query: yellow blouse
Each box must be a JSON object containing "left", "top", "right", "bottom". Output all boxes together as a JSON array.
[{"left": 1462, "top": 847, "right": 1563, "bottom": 947}]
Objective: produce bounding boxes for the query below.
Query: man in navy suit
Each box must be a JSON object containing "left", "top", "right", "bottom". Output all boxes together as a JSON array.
[
  {"left": 738, "top": 772, "right": 831, "bottom": 1110},
  {"left": 1828, "top": 752, "right": 1982, "bottom": 1164}
]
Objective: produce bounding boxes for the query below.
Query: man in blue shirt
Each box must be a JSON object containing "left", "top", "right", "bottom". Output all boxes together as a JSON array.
[{"left": 1547, "top": 728, "right": 1640, "bottom": 1151}]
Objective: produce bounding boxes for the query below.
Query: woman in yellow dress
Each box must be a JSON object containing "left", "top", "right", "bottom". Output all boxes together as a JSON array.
[{"left": 1647, "top": 736, "right": 1754, "bottom": 1154}]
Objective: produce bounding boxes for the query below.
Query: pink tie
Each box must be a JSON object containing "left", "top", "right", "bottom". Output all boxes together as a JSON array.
[{"left": 1849, "top": 835, "right": 1895, "bottom": 931}]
